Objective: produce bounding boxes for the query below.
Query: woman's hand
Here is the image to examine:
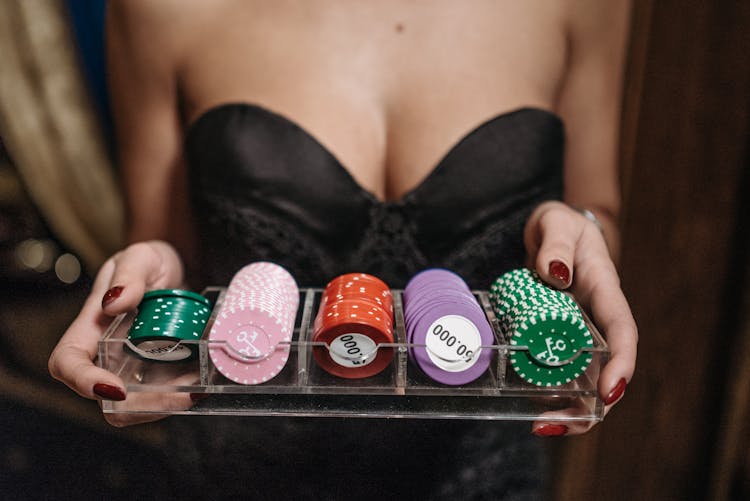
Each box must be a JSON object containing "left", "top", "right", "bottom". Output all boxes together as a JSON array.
[
  {"left": 523, "top": 201, "right": 638, "bottom": 436},
  {"left": 48, "top": 240, "right": 195, "bottom": 426}
]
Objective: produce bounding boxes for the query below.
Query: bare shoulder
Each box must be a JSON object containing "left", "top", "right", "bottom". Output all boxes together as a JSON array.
[
  {"left": 106, "top": 0, "right": 198, "bottom": 29},
  {"left": 564, "top": 0, "right": 632, "bottom": 43},
  {"left": 106, "top": 0, "right": 209, "bottom": 68}
]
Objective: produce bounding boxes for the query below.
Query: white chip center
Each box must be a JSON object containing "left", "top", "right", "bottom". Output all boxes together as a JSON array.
[
  {"left": 227, "top": 323, "right": 272, "bottom": 361},
  {"left": 132, "top": 340, "right": 192, "bottom": 361},
  {"left": 425, "top": 315, "right": 482, "bottom": 372},
  {"left": 329, "top": 333, "right": 377, "bottom": 368}
]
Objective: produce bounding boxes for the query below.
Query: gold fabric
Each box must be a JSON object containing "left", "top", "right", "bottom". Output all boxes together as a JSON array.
[{"left": 0, "top": 0, "right": 124, "bottom": 271}]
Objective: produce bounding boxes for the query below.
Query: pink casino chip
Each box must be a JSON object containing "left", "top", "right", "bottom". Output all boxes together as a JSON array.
[
  {"left": 208, "top": 262, "right": 299, "bottom": 384},
  {"left": 209, "top": 305, "right": 292, "bottom": 384}
]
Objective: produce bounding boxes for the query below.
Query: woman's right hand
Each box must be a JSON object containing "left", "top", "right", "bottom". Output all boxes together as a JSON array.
[{"left": 48, "top": 240, "right": 195, "bottom": 426}]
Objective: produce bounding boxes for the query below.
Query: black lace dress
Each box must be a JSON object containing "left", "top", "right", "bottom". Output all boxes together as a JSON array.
[{"left": 170, "top": 103, "right": 563, "bottom": 500}]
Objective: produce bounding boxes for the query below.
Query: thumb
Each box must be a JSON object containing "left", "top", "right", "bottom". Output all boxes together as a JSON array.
[{"left": 101, "top": 242, "right": 183, "bottom": 315}]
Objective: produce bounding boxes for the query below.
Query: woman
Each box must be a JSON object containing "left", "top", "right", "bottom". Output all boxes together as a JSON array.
[{"left": 49, "top": 1, "right": 636, "bottom": 498}]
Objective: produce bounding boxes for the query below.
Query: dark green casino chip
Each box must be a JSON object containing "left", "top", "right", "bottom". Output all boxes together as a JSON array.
[
  {"left": 142, "top": 288, "right": 211, "bottom": 306},
  {"left": 490, "top": 268, "right": 594, "bottom": 386},
  {"left": 507, "top": 310, "right": 593, "bottom": 386},
  {"left": 127, "top": 289, "right": 212, "bottom": 361}
]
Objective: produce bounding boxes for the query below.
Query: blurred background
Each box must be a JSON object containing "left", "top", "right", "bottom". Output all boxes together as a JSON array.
[
  {"left": 0, "top": 2, "right": 183, "bottom": 499},
  {"left": 0, "top": 1, "right": 748, "bottom": 499}
]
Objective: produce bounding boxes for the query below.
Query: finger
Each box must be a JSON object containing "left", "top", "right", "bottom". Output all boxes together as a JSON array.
[
  {"left": 578, "top": 264, "right": 638, "bottom": 405},
  {"left": 49, "top": 342, "right": 127, "bottom": 400},
  {"left": 530, "top": 206, "right": 583, "bottom": 289},
  {"left": 49, "top": 259, "right": 126, "bottom": 399},
  {"left": 523, "top": 202, "right": 556, "bottom": 262},
  {"left": 101, "top": 242, "right": 176, "bottom": 316},
  {"left": 532, "top": 401, "right": 597, "bottom": 437},
  {"left": 101, "top": 373, "right": 198, "bottom": 427},
  {"left": 531, "top": 376, "right": 630, "bottom": 436},
  {"left": 594, "top": 298, "right": 637, "bottom": 405},
  {"left": 530, "top": 384, "right": 605, "bottom": 437},
  {"left": 103, "top": 392, "right": 195, "bottom": 427},
  {"left": 51, "top": 258, "right": 113, "bottom": 352}
]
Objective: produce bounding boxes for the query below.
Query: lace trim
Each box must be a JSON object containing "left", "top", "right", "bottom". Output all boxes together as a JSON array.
[
  {"left": 194, "top": 195, "right": 337, "bottom": 286},
  {"left": 193, "top": 195, "right": 536, "bottom": 288}
]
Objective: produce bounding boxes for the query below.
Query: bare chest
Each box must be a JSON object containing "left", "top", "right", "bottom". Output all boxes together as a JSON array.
[{"left": 178, "top": 1, "right": 568, "bottom": 200}]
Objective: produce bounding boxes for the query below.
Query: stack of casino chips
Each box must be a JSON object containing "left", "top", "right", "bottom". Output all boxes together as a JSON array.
[
  {"left": 403, "top": 269, "right": 494, "bottom": 386},
  {"left": 489, "top": 267, "right": 594, "bottom": 387},
  {"left": 312, "top": 273, "right": 395, "bottom": 378},
  {"left": 208, "top": 262, "right": 299, "bottom": 385},
  {"left": 127, "top": 289, "right": 211, "bottom": 361}
]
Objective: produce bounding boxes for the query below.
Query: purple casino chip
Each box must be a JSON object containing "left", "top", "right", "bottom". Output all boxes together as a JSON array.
[
  {"left": 410, "top": 300, "right": 494, "bottom": 385},
  {"left": 406, "top": 292, "right": 479, "bottom": 343},
  {"left": 403, "top": 269, "right": 469, "bottom": 303},
  {"left": 403, "top": 270, "right": 494, "bottom": 385}
]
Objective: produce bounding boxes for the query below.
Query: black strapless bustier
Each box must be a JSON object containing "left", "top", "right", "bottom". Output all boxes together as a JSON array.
[
  {"left": 185, "top": 103, "right": 563, "bottom": 288},
  {"left": 175, "top": 103, "right": 564, "bottom": 499}
]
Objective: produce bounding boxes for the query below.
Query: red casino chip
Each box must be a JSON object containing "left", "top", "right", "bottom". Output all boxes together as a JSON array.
[
  {"left": 315, "top": 299, "right": 393, "bottom": 339},
  {"left": 321, "top": 284, "right": 393, "bottom": 313},
  {"left": 326, "top": 272, "right": 390, "bottom": 293},
  {"left": 324, "top": 274, "right": 392, "bottom": 308},
  {"left": 312, "top": 320, "right": 394, "bottom": 379},
  {"left": 313, "top": 274, "right": 395, "bottom": 378}
]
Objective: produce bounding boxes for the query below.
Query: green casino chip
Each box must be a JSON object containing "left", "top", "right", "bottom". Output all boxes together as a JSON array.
[
  {"left": 142, "top": 288, "right": 211, "bottom": 306},
  {"left": 490, "top": 291, "right": 581, "bottom": 334},
  {"left": 491, "top": 268, "right": 594, "bottom": 386},
  {"left": 500, "top": 305, "right": 583, "bottom": 334},
  {"left": 127, "top": 289, "right": 212, "bottom": 361},
  {"left": 507, "top": 310, "right": 593, "bottom": 386},
  {"left": 498, "top": 296, "right": 581, "bottom": 315}
]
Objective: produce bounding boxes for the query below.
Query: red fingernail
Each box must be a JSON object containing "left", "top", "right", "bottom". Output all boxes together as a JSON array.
[
  {"left": 102, "top": 286, "right": 124, "bottom": 308},
  {"left": 190, "top": 393, "right": 209, "bottom": 403},
  {"left": 533, "top": 424, "right": 568, "bottom": 437},
  {"left": 604, "top": 378, "right": 627, "bottom": 405},
  {"left": 549, "top": 260, "right": 570, "bottom": 285},
  {"left": 93, "top": 383, "right": 126, "bottom": 401}
]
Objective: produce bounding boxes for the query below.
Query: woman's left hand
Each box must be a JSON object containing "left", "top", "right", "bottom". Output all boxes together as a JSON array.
[{"left": 522, "top": 201, "right": 638, "bottom": 436}]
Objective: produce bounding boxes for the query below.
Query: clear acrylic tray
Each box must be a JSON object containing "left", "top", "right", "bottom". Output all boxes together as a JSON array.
[{"left": 97, "top": 287, "right": 609, "bottom": 421}]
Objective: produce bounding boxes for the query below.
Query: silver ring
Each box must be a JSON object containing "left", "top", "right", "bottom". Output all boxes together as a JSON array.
[{"left": 576, "top": 208, "right": 604, "bottom": 233}]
